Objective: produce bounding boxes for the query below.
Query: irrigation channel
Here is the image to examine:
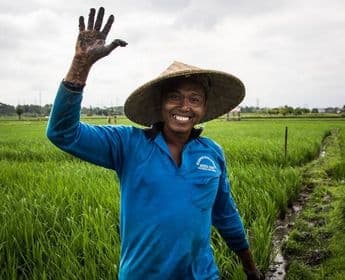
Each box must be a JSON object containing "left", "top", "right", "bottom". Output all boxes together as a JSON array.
[{"left": 265, "top": 136, "right": 328, "bottom": 279}]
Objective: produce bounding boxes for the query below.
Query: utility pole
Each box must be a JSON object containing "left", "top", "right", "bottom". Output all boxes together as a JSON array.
[{"left": 39, "top": 91, "right": 42, "bottom": 117}]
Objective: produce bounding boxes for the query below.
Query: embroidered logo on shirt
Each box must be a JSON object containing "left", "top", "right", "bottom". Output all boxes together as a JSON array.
[{"left": 196, "top": 156, "right": 217, "bottom": 172}]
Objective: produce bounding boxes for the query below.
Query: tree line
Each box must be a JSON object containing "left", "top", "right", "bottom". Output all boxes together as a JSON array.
[
  {"left": 0, "top": 103, "right": 124, "bottom": 119},
  {"left": 1, "top": 102, "right": 344, "bottom": 120},
  {"left": 241, "top": 105, "right": 345, "bottom": 115},
  {"left": 0, "top": 103, "right": 53, "bottom": 119}
]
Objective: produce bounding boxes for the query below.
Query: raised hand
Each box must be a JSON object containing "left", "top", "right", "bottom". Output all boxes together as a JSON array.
[{"left": 65, "top": 7, "right": 127, "bottom": 87}]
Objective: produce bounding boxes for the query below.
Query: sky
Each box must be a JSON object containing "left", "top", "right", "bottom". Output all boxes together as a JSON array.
[{"left": 0, "top": 0, "right": 344, "bottom": 109}]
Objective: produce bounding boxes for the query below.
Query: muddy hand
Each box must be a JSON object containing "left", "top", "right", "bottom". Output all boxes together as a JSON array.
[
  {"left": 65, "top": 7, "right": 127, "bottom": 86},
  {"left": 245, "top": 269, "right": 265, "bottom": 280},
  {"left": 76, "top": 7, "right": 127, "bottom": 64}
]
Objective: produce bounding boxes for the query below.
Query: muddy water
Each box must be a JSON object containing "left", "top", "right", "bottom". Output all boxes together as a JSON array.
[
  {"left": 265, "top": 201, "right": 304, "bottom": 279},
  {"left": 265, "top": 194, "right": 310, "bottom": 279},
  {"left": 265, "top": 147, "right": 326, "bottom": 279}
]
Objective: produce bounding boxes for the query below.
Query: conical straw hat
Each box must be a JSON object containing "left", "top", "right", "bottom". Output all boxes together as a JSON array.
[{"left": 124, "top": 61, "right": 245, "bottom": 126}]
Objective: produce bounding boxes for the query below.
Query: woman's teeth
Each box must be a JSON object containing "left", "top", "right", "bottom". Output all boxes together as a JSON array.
[{"left": 173, "top": 114, "right": 190, "bottom": 121}]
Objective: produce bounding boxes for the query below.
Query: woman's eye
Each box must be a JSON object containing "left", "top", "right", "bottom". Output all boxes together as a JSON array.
[
  {"left": 168, "top": 93, "right": 180, "bottom": 100},
  {"left": 190, "top": 96, "right": 202, "bottom": 104}
]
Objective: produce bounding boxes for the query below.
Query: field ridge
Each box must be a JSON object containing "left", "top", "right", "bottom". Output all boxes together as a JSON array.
[{"left": 282, "top": 128, "right": 345, "bottom": 279}]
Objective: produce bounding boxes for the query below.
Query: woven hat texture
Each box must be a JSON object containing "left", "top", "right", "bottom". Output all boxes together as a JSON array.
[{"left": 124, "top": 61, "right": 245, "bottom": 126}]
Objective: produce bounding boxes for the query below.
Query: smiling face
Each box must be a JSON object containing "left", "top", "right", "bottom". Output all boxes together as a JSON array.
[{"left": 161, "top": 78, "right": 207, "bottom": 138}]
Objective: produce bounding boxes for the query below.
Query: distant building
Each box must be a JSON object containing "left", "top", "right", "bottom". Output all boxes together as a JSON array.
[
  {"left": 231, "top": 106, "right": 241, "bottom": 113},
  {"left": 317, "top": 108, "right": 341, "bottom": 114},
  {"left": 227, "top": 106, "right": 241, "bottom": 121}
]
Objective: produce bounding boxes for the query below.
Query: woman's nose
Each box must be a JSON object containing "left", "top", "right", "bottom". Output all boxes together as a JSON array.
[{"left": 180, "top": 97, "right": 191, "bottom": 110}]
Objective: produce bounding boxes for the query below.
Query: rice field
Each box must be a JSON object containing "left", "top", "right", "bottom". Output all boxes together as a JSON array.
[{"left": 1, "top": 118, "right": 344, "bottom": 279}]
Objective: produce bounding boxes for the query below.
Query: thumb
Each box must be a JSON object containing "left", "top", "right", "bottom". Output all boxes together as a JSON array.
[{"left": 103, "top": 39, "right": 128, "bottom": 56}]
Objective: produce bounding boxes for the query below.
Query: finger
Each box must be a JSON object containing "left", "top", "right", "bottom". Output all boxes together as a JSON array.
[
  {"left": 101, "top": 14, "right": 114, "bottom": 38},
  {"left": 94, "top": 7, "right": 105, "bottom": 31},
  {"left": 79, "top": 16, "right": 85, "bottom": 32},
  {"left": 103, "top": 39, "right": 128, "bottom": 55},
  {"left": 87, "top": 8, "right": 96, "bottom": 30}
]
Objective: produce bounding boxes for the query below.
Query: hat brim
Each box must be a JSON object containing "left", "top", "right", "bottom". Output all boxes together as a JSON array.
[{"left": 124, "top": 69, "right": 245, "bottom": 127}]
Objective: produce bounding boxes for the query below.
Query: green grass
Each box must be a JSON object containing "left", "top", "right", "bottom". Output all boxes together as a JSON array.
[
  {"left": 1, "top": 118, "right": 345, "bottom": 279},
  {"left": 0, "top": 161, "right": 121, "bottom": 279},
  {"left": 284, "top": 128, "right": 345, "bottom": 280}
]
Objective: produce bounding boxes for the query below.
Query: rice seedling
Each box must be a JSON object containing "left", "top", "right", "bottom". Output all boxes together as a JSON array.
[{"left": 1, "top": 118, "right": 344, "bottom": 278}]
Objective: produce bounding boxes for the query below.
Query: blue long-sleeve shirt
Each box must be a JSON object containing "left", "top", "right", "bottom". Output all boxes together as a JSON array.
[{"left": 47, "top": 83, "right": 249, "bottom": 280}]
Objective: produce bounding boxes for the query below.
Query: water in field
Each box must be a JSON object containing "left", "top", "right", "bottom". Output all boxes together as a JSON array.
[{"left": 266, "top": 197, "right": 305, "bottom": 279}]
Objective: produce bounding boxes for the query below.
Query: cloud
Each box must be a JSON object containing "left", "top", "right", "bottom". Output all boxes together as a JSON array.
[
  {"left": 0, "top": 0, "right": 344, "bottom": 108},
  {"left": 171, "top": 0, "right": 290, "bottom": 30}
]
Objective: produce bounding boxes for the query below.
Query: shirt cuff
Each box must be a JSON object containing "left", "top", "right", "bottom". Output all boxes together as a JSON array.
[{"left": 62, "top": 80, "right": 85, "bottom": 92}]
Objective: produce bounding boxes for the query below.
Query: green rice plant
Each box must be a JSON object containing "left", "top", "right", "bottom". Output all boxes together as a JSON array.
[
  {"left": 1, "top": 119, "right": 345, "bottom": 278},
  {"left": 0, "top": 160, "right": 120, "bottom": 279},
  {"left": 249, "top": 215, "right": 274, "bottom": 269}
]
